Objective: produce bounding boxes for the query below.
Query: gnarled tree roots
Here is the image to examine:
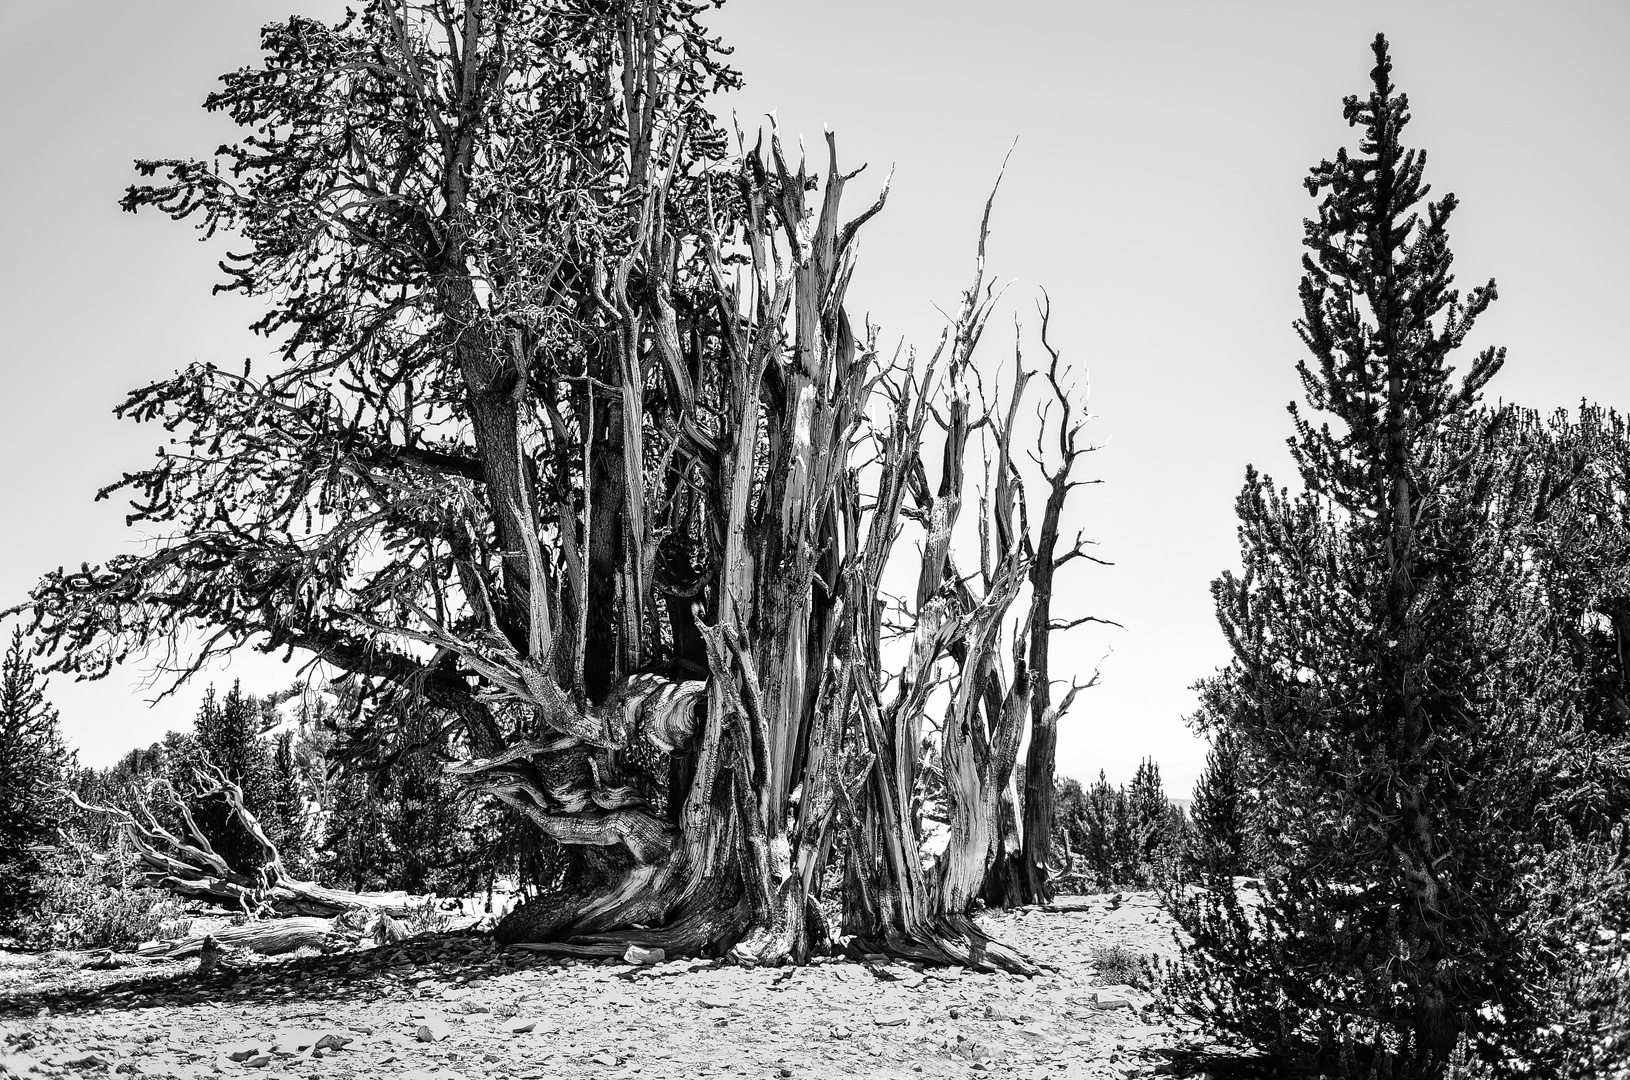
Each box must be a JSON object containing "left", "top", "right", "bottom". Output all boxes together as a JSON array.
[{"left": 494, "top": 860, "right": 1035, "bottom": 974}]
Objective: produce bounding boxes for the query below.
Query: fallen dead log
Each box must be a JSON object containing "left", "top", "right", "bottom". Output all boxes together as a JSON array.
[
  {"left": 138, "top": 910, "right": 413, "bottom": 959},
  {"left": 68, "top": 763, "right": 421, "bottom": 918},
  {"left": 137, "top": 917, "right": 346, "bottom": 958}
]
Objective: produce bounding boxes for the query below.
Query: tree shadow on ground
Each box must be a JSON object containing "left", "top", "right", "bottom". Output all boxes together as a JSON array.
[
  {"left": 1154, "top": 1043, "right": 1341, "bottom": 1079},
  {"left": 0, "top": 930, "right": 538, "bottom": 1021}
]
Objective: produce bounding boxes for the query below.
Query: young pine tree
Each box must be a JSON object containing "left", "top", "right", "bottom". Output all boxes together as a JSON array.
[
  {"left": 185, "top": 681, "right": 275, "bottom": 871},
  {"left": 1160, "top": 35, "right": 1576, "bottom": 1076},
  {"left": 264, "top": 731, "right": 311, "bottom": 876},
  {"left": 0, "top": 628, "right": 71, "bottom": 932},
  {"left": 385, "top": 745, "right": 479, "bottom": 896},
  {"left": 319, "top": 769, "right": 393, "bottom": 894},
  {"left": 1187, "top": 725, "right": 1255, "bottom": 881},
  {"left": 1079, "top": 772, "right": 1125, "bottom": 888},
  {"left": 1127, "top": 758, "right": 1176, "bottom": 877}
]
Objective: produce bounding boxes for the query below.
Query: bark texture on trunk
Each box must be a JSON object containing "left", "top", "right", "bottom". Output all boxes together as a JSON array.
[
  {"left": 136, "top": 917, "right": 361, "bottom": 958},
  {"left": 25, "top": 3, "right": 1104, "bottom": 970},
  {"left": 462, "top": 130, "right": 1105, "bottom": 969}
]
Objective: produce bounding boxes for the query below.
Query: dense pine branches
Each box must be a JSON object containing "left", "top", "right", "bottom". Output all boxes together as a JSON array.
[
  {"left": 1186, "top": 727, "right": 1253, "bottom": 881},
  {"left": 1161, "top": 35, "right": 1630, "bottom": 1078},
  {"left": 0, "top": 628, "right": 71, "bottom": 932}
]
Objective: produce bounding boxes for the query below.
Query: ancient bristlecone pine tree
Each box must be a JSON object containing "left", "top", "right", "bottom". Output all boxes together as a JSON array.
[{"left": 21, "top": 1, "right": 1101, "bottom": 967}]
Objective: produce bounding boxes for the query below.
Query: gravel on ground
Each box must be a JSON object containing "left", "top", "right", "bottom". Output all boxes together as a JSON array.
[{"left": 0, "top": 892, "right": 1234, "bottom": 1080}]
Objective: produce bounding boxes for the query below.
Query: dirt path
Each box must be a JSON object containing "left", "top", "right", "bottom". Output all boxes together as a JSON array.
[{"left": 0, "top": 892, "right": 1215, "bottom": 1080}]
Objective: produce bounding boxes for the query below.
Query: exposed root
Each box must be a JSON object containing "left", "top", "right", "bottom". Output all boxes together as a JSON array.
[
  {"left": 497, "top": 857, "right": 754, "bottom": 961},
  {"left": 728, "top": 878, "right": 810, "bottom": 966},
  {"left": 847, "top": 914, "right": 1039, "bottom": 975}
]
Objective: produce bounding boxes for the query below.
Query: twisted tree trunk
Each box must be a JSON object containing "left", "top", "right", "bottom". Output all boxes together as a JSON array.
[
  {"left": 463, "top": 133, "right": 1099, "bottom": 971},
  {"left": 36, "top": 3, "right": 1106, "bottom": 971}
]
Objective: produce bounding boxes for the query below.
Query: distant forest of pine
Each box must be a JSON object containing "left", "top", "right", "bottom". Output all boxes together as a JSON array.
[{"left": 41, "top": 671, "right": 1209, "bottom": 915}]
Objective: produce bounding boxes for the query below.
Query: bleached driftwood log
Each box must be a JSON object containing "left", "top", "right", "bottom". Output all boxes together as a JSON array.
[
  {"left": 70, "top": 763, "right": 420, "bottom": 918},
  {"left": 137, "top": 917, "right": 343, "bottom": 958},
  {"left": 135, "top": 909, "right": 415, "bottom": 958}
]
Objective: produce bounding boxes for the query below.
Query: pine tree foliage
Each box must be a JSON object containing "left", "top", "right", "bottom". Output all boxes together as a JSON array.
[
  {"left": 1186, "top": 721, "right": 1255, "bottom": 881},
  {"left": 1160, "top": 35, "right": 1630, "bottom": 1077},
  {"left": 64, "top": 676, "right": 517, "bottom": 902},
  {"left": 182, "top": 681, "right": 276, "bottom": 872},
  {"left": 319, "top": 768, "right": 394, "bottom": 893},
  {"left": 1127, "top": 759, "right": 1182, "bottom": 874},
  {"left": 0, "top": 628, "right": 71, "bottom": 931},
  {"left": 1082, "top": 772, "right": 1133, "bottom": 887},
  {"left": 1053, "top": 764, "right": 1185, "bottom": 890},
  {"left": 266, "top": 730, "right": 311, "bottom": 875},
  {"left": 1496, "top": 405, "right": 1630, "bottom": 1077}
]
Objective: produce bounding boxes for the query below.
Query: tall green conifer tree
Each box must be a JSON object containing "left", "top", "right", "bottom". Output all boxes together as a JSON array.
[
  {"left": 0, "top": 628, "right": 71, "bottom": 931},
  {"left": 186, "top": 681, "right": 274, "bottom": 871},
  {"left": 1186, "top": 726, "right": 1254, "bottom": 880},
  {"left": 1159, "top": 35, "right": 1576, "bottom": 1076},
  {"left": 266, "top": 731, "right": 311, "bottom": 875}
]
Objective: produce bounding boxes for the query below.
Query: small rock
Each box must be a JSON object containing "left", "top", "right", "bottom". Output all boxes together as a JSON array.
[
  {"left": 622, "top": 945, "right": 664, "bottom": 965},
  {"left": 1017, "top": 1023, "right": 1063, "bottom": 1045},
  {"left": 874, "top": 1012, "right": 910, "bottom": 1027},
  {"left": 196, "top": 935, "right": 222, "bottom": 976},
  {"left": 697, "top": 995, "right": 734, "bottom": 1009},
  {"left": 415, "top": 1017, "right": 452, "bottom": 1042},
  {"left": 508, "top": 1019, "right": 538, "bottom": 1034},
  {"left": 244, "top": 1055, "right": 274, "bottom": 1069},
  {"left": 314, "top": 1033, "right": 353, "bottom": 1051},
  {"left": 269, "top": 1029, "right": 320, "bottom": 1054},
  {"left": 592, "top": 1051, "right": 618, "bottom": 1066},
  {"left": 224, "top": 1043, "right": 262, "bottom": 1063},
  {"left": 829, "top": 1025, "right": 852, "bottom": 1040}
]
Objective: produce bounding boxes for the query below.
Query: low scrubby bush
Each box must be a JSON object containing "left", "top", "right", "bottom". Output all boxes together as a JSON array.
[
  {"left": 1090, "top": 943, "right": 1152, "bottom": 990},
  {"left": 23, "top": 842, "right": 173, "bottom": 950}
]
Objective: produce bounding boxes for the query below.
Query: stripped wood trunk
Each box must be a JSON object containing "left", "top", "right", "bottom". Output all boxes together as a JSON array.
[
  {"left": 138, "top": 917, "right": 347, "bottom": 958},
  {"left": 61, "top": 5, "right": 1102, "bottom": 968}
]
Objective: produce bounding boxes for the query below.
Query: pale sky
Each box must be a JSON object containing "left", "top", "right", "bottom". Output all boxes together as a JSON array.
[{"left": 2, "top": 2, "right": 1627, "bottom": 795}]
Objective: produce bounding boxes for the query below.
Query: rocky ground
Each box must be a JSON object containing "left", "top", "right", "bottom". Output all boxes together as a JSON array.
[{"left": 0, "top": 892, "right": 1241, "bottom": 1080}]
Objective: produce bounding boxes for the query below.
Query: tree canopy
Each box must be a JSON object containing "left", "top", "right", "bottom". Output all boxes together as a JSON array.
[{"left": 16, "top": 0, "right": 1103, "bottom": 968}]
